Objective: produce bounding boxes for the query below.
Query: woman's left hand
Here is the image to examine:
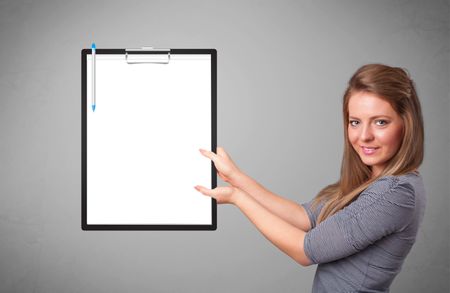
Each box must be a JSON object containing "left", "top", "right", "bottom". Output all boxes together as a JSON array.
[{"left": 194, "top": 185, "right": 242, "bottom": 205}]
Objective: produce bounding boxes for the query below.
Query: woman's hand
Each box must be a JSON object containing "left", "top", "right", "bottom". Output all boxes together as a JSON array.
[
  {"left": 196, "top": 147, "right": 245, "bottom": 204},
  {"left": 199, "top": 147, "right": 243, "bottom": 186},
  {"left": 194, "top": 185, "right": 243, "bottom": 205},
  {"left": 195, "top": 183, "right": 310, "bottom": 266}
]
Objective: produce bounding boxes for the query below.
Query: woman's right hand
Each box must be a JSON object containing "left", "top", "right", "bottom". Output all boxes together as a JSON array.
[{"left": 199, "top": 146, "right": 243, "bottom": 186}]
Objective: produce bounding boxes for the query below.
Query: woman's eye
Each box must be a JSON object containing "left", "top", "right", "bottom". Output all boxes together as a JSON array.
[
  {"left": 349, "top": 120, "right": 359, "bottom": 127},
  {"left": 375, "top": 120, "right": 388, "bottom": 126}
]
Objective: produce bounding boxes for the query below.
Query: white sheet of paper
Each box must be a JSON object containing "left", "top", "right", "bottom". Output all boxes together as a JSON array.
[{"left": 86, "top": 54, "right": 212, "bottom": 225}]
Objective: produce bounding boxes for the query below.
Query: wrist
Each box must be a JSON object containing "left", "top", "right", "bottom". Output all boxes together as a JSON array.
[
  {"left": 229, "top": 171, "right": 251, "bottom": 189},
  {"left": 231, "top": 188, "right": 247, "bottom": 206}
]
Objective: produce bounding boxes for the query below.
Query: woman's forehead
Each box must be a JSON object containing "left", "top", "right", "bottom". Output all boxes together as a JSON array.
[{"left": 348, "top": 92, "right": 398, "bottom": 118}]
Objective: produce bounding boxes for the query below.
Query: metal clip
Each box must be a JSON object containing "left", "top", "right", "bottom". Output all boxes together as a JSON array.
[{"left": 125, "top": 47, "right": 171, "bottom": 64}]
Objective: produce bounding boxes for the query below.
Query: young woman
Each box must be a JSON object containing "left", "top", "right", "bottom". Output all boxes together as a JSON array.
[{"left": 194, "top": 64, "right": 426, "bottom": 293}]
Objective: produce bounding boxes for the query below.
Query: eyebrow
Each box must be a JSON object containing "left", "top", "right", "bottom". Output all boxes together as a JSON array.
[{"left": 348, "top": 115, "right": 392, "bottom": 120}]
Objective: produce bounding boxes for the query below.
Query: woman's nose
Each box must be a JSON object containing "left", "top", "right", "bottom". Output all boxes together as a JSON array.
[{"left": 360, "top": 125, "right": 374, "bottom": 142}]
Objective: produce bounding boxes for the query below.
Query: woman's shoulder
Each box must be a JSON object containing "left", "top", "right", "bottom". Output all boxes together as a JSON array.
[
  {"left": 344, "top": 173, "right": 420, "bottom": 218},
  {"left": 363, "top": 172, "right": 422, "bottom": 199}
]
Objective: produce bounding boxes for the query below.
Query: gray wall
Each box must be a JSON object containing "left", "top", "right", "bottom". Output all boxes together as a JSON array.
[{"left": 1, "top": 0, "right": 449, "bottom": 292}]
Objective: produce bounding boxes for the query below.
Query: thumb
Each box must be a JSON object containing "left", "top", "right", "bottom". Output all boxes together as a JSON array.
[{"left": 216, "top": 146, "right": 230, "bottom": 159}]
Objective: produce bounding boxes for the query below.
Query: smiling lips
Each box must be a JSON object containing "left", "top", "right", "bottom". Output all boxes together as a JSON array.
[{"left": 361, "top": 146, "right": 379, "bottom": 155}]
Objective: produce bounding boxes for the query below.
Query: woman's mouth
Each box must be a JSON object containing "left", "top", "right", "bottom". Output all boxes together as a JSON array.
[{"left": 361, "top": 146, "right": 379, "bottom": 155}]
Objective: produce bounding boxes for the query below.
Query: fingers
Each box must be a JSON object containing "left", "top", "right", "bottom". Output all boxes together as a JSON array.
[
  {"left": 199, "top": 148, "right": 224, "bottom": 168},
  {"left": 199, "top": 148, "right": 217, "bottom": 161},
  {"left": 194, "top": 185, "right": 217, "bottom": 198},
  {"left": 194, "top": 185, "right": 237, "bottom": 205},
  {"left": 194, "top": 185, "right": 208, "bottom": 195},
  {"left": 216, "top": 146, "right": 229, "bottom": 159},
  {"left": 200, "top": 146, "right": 228, "bottom": 160},
  {"left": 194, "top": 185, "right": 232, "bottom": 197}
]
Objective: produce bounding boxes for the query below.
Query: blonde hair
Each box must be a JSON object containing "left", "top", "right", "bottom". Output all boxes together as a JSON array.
[{"left": 313, "top": 64, "right": 424, "bottom": 224}]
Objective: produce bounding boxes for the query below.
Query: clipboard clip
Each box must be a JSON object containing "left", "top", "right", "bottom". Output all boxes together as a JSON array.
[{"left": 125, "top": 47, "right": 171, "bottom": 64}]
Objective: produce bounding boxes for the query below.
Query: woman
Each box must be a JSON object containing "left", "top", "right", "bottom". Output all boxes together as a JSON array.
[{"left": 194, "top": 64, "right": 426, "bottom": 293}]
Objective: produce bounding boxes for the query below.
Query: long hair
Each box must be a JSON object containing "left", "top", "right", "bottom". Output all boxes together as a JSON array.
[{"left": 312, "top": 64, "right": 424, "bottom": 224}]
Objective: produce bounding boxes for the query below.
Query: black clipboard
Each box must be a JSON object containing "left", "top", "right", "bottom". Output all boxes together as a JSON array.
[{"left": 81, "top": 47, "right": 217, "bottom": 230}]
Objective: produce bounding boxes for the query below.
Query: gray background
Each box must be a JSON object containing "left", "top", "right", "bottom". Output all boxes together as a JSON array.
[{"left": 0, "top": 0, "right": 448, "bottom": 292}]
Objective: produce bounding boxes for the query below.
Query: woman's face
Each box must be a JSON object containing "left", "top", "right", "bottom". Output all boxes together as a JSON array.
[{"left": 347, "top": 91, "right": 404, "bottom": 177}]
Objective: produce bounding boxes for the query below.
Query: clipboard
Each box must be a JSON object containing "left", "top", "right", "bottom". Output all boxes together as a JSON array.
[{"left": 81, "top": 47, "right": 217, "bottom": 230}]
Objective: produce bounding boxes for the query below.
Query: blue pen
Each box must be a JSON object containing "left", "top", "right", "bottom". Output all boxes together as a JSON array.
[{"left": 91, "top": 43, "right": 96, "bottom": 112}]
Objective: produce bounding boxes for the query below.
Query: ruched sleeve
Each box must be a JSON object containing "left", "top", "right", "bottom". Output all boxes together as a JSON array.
[
  {"left": 303, "top": 176, "right": 416, "bottom": 264},
  {"left": 301, "top": 197, "right": 325, "bottom": 230}
]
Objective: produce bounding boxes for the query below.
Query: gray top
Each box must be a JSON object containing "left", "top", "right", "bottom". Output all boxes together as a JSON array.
[{"left": 302, "top": 172, "right": 426, "bottom": 293}]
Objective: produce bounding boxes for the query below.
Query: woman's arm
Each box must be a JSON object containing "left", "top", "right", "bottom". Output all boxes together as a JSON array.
[
  {"left": 199, "top": 148, "right": 312, "bottom": 232},
  {"left": 194, "top": 185, "right": 312, "bottom": 267},
  {"left": 232, "top": 172, "right": 312, "bottom": 232}
]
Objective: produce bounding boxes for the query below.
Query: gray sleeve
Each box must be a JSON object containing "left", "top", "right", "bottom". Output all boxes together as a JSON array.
[
  {"left": 301, "top": 198, "right": 325, "bottom": 230},
  {"left": 303, "top": 177, "right": 416, "bottom": 264}
]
